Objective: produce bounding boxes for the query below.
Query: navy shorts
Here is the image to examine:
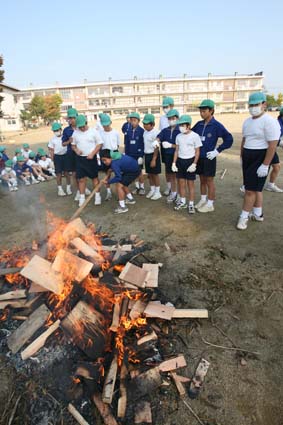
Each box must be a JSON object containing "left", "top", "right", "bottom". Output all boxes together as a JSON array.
[
  {"left": 121, "top": 171, "right": 141, "bottom": 187},
  {"left": 65, "top": 150, "right": 77, "bottom": 172},
  {"left": 242, "top": 148, "right": 268, "bottom": 192},
  {"left": 160, "top": 146, "right": 166, "bottom": 163},
  {"left": 196, "top": 157, "right": 217, "bottom": 177},
  {"left": 164, "top": 153, "right": 175, "bottom": 174},
  {"left": 176, "top": 157, "right": 196, "bottom": 180},
  {"left": 271, "top": 151, "right": 280, "bottom": 165},
  {"left": 76, "top": 156, "right": 99, "bottom": 179},
  {"left": 145, "top": 152, "right": 161, "bottom": 175},
  {"left": 54, "top": 154, "right": 66, "bottom": 174}
]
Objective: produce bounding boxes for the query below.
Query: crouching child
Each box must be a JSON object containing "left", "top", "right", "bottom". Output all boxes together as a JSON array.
[
  {"left": 1, "top": 159, "right": 18, "bottom": 191},
  {"left": 14, "top": 155, "right": 38, "bottom": 185},
  {"left": 100, "top": 149, "right": 140, "bottom": 214}
]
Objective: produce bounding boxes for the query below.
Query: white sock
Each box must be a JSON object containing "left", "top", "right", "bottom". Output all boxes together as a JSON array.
[
  {"left": 253, "top": 207, "right": 262, "bottom": 217},
  {"left": 155, "top": 186, "right": 160, "bottom": 193},
  {"left": 95, "top": 192, "right": 101, "bottom": 198},
  {"left": 127, "top": 193, "right": 134, "bottom": 200},
  {"left": 180, "top": 197, "right": 186, "bottom": 204},
  {"left": 167, "top": 182, "right": 171, "bottom": 190},
  {"left": 58, "top": 185, "right": 63, "bottom": 190},
  {"left": 140, "top": 183, "right": 144, "bottom": 189},
  {"left": 268, "top": 182, "right": 275, "bottom": 187},
  {"left": 201, "top": 195, "right": 207, "bottom": 202},
  {"left": 107, "top": 187, "right": 111, "bottom": 194},
  {"left": 67, "top": 184, "right": 71, "bottom": 189},
  {"left": 207, "top": 199, "right": 214, "bottom": 207},
  {"left": 171, "top": 191, "right": 177, "bottom": 197},
  {"left": 150, "top": 186, "right": 155, "bottom": 192},
  {"left": 240, "top": 210, "right": 249, "bottom": 219},
  {"left": 135, "top": 182, "right": 140, "bottom": 189},
  {"left": 80, "top": 194, "right": 85, "bottom": 200},
  {"left": 119, "top": 200, "right": 125, "bottom": 208},
  {"left": 189, "top": 201, "right": 194, "bottom": 206}
]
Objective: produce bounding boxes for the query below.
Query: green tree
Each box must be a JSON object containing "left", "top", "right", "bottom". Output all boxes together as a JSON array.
[
  {"left": 277, "top": 93, "right": 283, "bottom": 107},
  {"left": 0, "top": 55, "right": 4, "bottom": 118},
  {"left": 266, "top": 94, "right": 277, "bottom": 107},
  {"left": 43, "top": 94, "right": 62, "bottom": 122},
  {"left": 29, "top": 95, "right": 45, "bottom": 119},
  {"left": 20, "top": 109, "right": 32, "bottom": 130}
]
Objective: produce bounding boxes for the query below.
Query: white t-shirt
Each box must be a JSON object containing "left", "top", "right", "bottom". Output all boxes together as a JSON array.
[
  {"left": 71, "top": 127, "right": 103, "bottom": 156},
  {"left": 176, "top": 131, "right": 203, "bottom": 159},
  {"left": 13, "top": 155, "right": 18, "bottom": 164},
  {"left": 21, "top": 149, "right": 32, "bottom": 159},
  {"left": 159, "top": 114, "right": 169, "bottom": 131},
  {"left": 48, "top": 135, "right": 67, "bottom": 155},
  {"left": 101, "top": 129, "right": 121, "bottom": 150},
  {"left": 27, "top": 159, "right": 36, "bottom": 167},
  {"left": 243, "top": 114, "right": 281, "bottom": 150},
  {"left": 144, "top": 128, "right": 159, "bottom": 154},
  {"left": 39, "top": 158, "right": 53, "bottom": 169},
  {"left": 1, "top": 169, "right": 16, "bottom": 178}
]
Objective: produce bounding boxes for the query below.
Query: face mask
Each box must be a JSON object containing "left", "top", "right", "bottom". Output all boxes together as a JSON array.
[
  {"left": 54, "top": 131, "right": 62, "bottom": 137},
  {"left": 5, "top": 167, "right": 12, "bottom": 172},
  {"left": 249, "top": 106, "right": 262, "bottom": 117},
  {"left": 169, "top": 119, "right": 177, "bottom": 127},
  {"left": 179, "top": 126, "right": 187, "bottom": 134},
  {"left": 163, "top": 107, "right": 169, "bottom": 114}
]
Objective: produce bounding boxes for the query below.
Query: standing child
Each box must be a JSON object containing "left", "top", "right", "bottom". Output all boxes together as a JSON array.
[
  {"left": 124, "top": 112, "right": 145, "bottom": 194},
  {"left": 142, "top": 113, "right": 162, "bottom": 200},
  {"left": 48, "top": 122, "right": 72, "bottom": 196},
  {"left": 172, "top": 115, "right": 202, "bottom": 213},
  {"left": 121, "top": 114, "right": 132, "bottom": 145},
  {"left": 62, "top": 108, "right": 79, "bottom": 198},
  {"left": 21, "top": 143, "right": 32, "bottom": 159},
  {"left": 71, "top": 115, "right": 103, "bottom": 207},
  {"left": 159, "top": 97, "right": 175, "bottom": 195},
  {"left": 157, "top": 109, "right": 180, "bottom": 203},
  {"left": 1, "top": 159, "right": 18, "bottom": 191}
]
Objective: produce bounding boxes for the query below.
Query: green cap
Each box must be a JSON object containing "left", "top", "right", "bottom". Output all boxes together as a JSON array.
[
  {"left": 199, "top": 99, "right": 215, "bottom": 109},
  {"left": 248, "top": 92, "right": 266, "bottom": 105},
  {"left": 100, "top": 114, "right": 112, "bottom": 126},
  {"left": 76, "top": 114, "right": 87, "bottom": 128},
  {"left": 110, "top": 151, "right": 122, "bottom": 160},
  {"left": 67, "top": 108, "right": 78, "bottom": 118},
  {"left": 162, "top": 97, "right": 174, "bottom": 107},
  {"left": 142, "top": 113, "right": 155, "bottom": 124},
  {"left": 5, "top": 159, "right": 14, "bottom": 168},
  {"left": 17, "top": 155, "right": 25, "bottom": 162},
  {"left": 29, "top": 151, "right": 36, "bottom": 158},
  {"left": 167, "top": 109, "right": 180, "bottom": 119},
  {"left": 129, "top": 112, "right": 140, "bottom": 120},
  {"left": 39, "top": 151, "right": 47, "bottom": 156},
  {"left": 15, "top": 147, "right": 22, "bottom": 154},
  {"left": 0, "top": 146, "right": 7, "bottom": 152},
  {"left": 37, "top": 147, "right": 45, "bottom": 154},
  {"left": 178, "top": 114, "right": 192, "bottom": 125},
  {"left": 23, "top": 143, "right": 30, "bottom": 149},
  {"left": 126, "top": 113, "right": 131, "bottom": 118},
  {"left": 52, "top": 122, "right": 62, "bottom": 131}
]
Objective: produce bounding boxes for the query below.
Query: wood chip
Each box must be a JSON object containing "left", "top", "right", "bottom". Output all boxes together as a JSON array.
[
  {"left": 21, "top": 319, "right": 60, "bottom": 360},
  {"left": 52, "top": 249, "right": 93, "bottom": 283},
  {"left": 172, "top": 309, "right": 208, "bottom": 319},
  {"left": 158, "top": 355, "right": 187, "bottom": 372},
  {"left": 134, "top": 401, "right": 152, "bottom": 424},
  {"left": 137, "top": 331, "right": 158, "bottom": 346},
  {"left": 70, "top": 237, "right": 103, "bottom": 262},
  {"left": 142, "top": 264, "right": 159, "bottom": 288},
  {"left": 119, "top": 263, "right": 149, "bottom": 288},
  {"left": 102, "top": 355, "right": 118, "bottom": 404},
  {"left": 92, "top": 393, "right": 118, "bottom": 425},
  {"left": 0, "top": 290, "right": 26, "bottom": 301},
  {"left": 129, "top": 300, "right": 147, "bottom": 320},
  {"left": 189, "top": 358, "right": 210, "bottom": 399},
  {"left": 144, "top": 301, "right": 175, "bottom": 320},
  {"left": 170, "top": 372, "right": 186, "bottom": 397},
  {"left": 68, "top": 403, "right": 90, "bottom": 425}
]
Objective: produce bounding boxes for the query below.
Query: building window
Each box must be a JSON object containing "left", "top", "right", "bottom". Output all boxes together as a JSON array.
[
  {"left": 112, "top": 86, "right": 123, "bottom": 94},
  {"left": 22, "top": 92, "right": 31, "bottom": 100},
  {"left": 61, "top": 104, "right": 73, "bottom": 111},
  {"left": 45, "top": 90, "right": 56, "bottom": 95},
  {"left": 60, "top": 89, "right": 72, "bottom": 99}
]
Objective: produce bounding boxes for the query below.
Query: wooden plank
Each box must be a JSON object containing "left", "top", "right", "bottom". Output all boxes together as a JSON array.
[
  {"left": 129, "top": 300, "right": 148, "bottom": 320},
  {"left": 68, "top": 403, "right": 90, "bottom": 425},
  {"left": 20, "top": 255, "right": 64, "bottom": 295},
  {"left": 62, "top": 218, "right": 88, "bottom": 242},
  {"left": 134, "top": 401, "right": 152, "bottom": 424},
  {"left": 0, "top": 267, "right": 22, "bottom": 276},
  {"left": 29, "top": 282, "right": 48, "bottom": 293},
  {"left": 188, "top": 358, "right": 210, "bottom": 399},
  {"left": 21, "top": 319, "right": 60, "bottom": 360},
  {"left": 142, "top": 264, "right": 159, "bottom": 288},
  {"left": 52, "top": 249, "right": 93, "bottom": 283},
  {"left": 70, "top": 237, "right": 103, "bottom": 262},
  {"left": 172, "top": 309, "right": 208, "bottom": 319},
  {"left": 144, "top": 302, "right": 175, "bottom": 321},
  {"left": 120, "top": 244, "right": 132, "bottom": 252},
  {"left": 0, "top": 295, "right": 41, "bottom": 310},
  {"left": 7, "top": 304, "right": 50, "bottom": 354},
  {"left": 170, "top": 372, "right": 186, "bottom": 397},
  {"left": 158, "top": 355, "right": 187, "bottom": 372},
  {"left": 92, "top": 393, "right": 118, "bottom": 425},
  {"left": 0, "top": 290, "right": 26, "bottom": 301},
  {"left": 117, "top": 363, "right": 127, "bottom": 419},
  {"left": 129, "top": 367, "right": 162, "bottom": 400},
  {"left": 102, "top": 354, "right": 118, "bottom": 404},
  {"left": 109, "top": 295, "right": 121, "bottom": 332},
  {"left": 137, "top": 331, "right": 158, "bottom": 346},
  {"left": 118, "top": 263, "right": 149, "bottom": 288}
]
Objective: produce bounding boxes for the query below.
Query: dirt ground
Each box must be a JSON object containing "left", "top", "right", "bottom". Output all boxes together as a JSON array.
[{"left": 0, "top": 113, "right": 283, "bottom": 425}]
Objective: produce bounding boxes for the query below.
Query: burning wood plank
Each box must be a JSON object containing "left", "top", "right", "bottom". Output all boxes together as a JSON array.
[
  {"left": 158, "top": 355, "right": 187, "bottom": 372},
  {"left": 7, "top": 304, "right": 51, "bottom": 354},
  {"left": 109, "top": 295, "right": 121, "bottom": 332},
  {"left": 144, "top": 301, "right": 175, "bottom": 321},
  {"left": 129, "top": 367, "right": 162, "bottom": 400},
  {"left": 62, "top": 218, "right": 88, "bottom": 242},
  {"left": 0, "top": 295, "right": 41, "bottom": 310},
  {"left": 52, "top": 249, "right": 93, "bottom": 283},
  {"left": 134, "top": 401, "right": 152, "bottom": 424},
  {"left": 172, "top": 309, "right": 208, "bottom": 319},
  {"left": 92, "top": 393, "right": 118, "bottom": 425},
  {"left": 0, "top": 290, "right": 26, "bottom": 301},
  {"left": 118, "top": 263, "right": 149, "bottom": 288},
  {"left": 102, "top": 354, "right": 118, "bottom": 404},
  {"left": 29, "top": 282, "right": 48, "bottom": 293},
  {"left": 68, "top": 403, "right": 90, "bottom": 425},
  {"left": 0, "top": 267, "right": 22, "bottom": 276},
  {"left": 188, "top": 358, "right": 210, "bottom": 399},
  {"left": 129, "top": 299, "right": 147, "bottom": 320},
  {"left": 117, "top": 362, "right": 127, "bottom": 419},
  {"left": 142, "top": 263, "right": 159, "bottom": 288},
  {"left": 21, "top": 319, "right": 60, "bottom": 360},
  {"left": 20, "top": 255, "right": 64, "bottom": 295},
  {"left": 70, "top": 237, "right": 103, "bottom": 263},
  {"left": 137, "top": 331, "right": 158, "bottom": 346}
]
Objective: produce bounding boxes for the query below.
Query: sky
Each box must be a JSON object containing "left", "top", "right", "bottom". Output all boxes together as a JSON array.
[{"left": 1, "top": 0, "right": 282, "bottom": 94}]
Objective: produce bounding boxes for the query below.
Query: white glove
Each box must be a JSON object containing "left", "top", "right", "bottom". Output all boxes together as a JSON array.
[
  {"left": 171, "top": 163, "right": 178, "bottom": 172},
  {"left": 162, "top": 141, "right": 172, "bottom": 149},
  {"left": 137, "top": 157, "right": 143, "bottom": 165},
  {"left": 152, "top": 140, "right": 159, "bottom": 149},
  {"left": 279, "top": 138, "right": 283, "bottom": 148},
  {"left": 187, "top": 163, "right": 197, "bottom": 173},
  {"left": 206, "top": 149, "right": 219, "bottom": 160},
  {"left": 257, "top": 164, "right": 269, "bottom": 177}
]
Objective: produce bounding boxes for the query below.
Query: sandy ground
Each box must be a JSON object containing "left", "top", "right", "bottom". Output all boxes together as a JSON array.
[{"left": 0, "top": 112, "right": 283, "bottom": 425}]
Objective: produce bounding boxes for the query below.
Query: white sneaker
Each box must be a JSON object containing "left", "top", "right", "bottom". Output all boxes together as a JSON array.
[
  {"left": 79, "top": 196, "right": 86, "bottom": 207},
  {"left": 174, "top": 201, "right": 187, "bottom": 211},
  {"left": 66, "top": 186, "right": 72, "bottom": 195},
  {"left": 132, "top": 187, "right": 140, "bottom": 194},
  {"left": 125, "top": 198, "right": 136, "bottom": 204},
  {"left": 13, "top": 186, "right": 18, "bottom": 191},
  {"left": 38, "top": 175, "right": 45, "bottom": 182},
  {"left": 249, "top": 212, "right": 264, "bottom": 222},
  {"left": 105, "top": 191, "right": 112, "bottom": 201},
  {"left": 114, "top": 206, "right": 129, "bottom": 214},
  {"left": 85, "top": 187, "right": 91, "bottom": 195},
  {"left": 31, "top": 178, "right": 40, "bottom": 184},
  {"left": 237, "top": 216, "right": 249, "bottom": 230},
  {"left": 146, "top": 190, "right": 154, "bottom": 199},
  {"left": 25, "top": 181, "right": 31, "bottom": 186},
  {"left": 167, "top": 193, "right": 176, "bottom": 203},
  {"left": 94, "top": 193, "right": 102, "bottom": 205},
  {"left": 139, "top": 188, "right": 146, "bottom": 195},
  {"left": 197, "top": 203, "right": 214, "bottom": 213},
  {"left": 174, "top": 194, "right": 181, "bottom": 205},
  {"left": 151, "top": 192, "right": 162, "bottom": 201},
  {"left": 163, "top": 188, "right": 170, "bottom": 196},
  {"left": 240, "top": 185, "right": 246, "bottom": 193},
  {"left": 195, "top": 199, "right": 207, "bottom": 209},
  {"left": 74, "top": 191, "right": 80, "bottom": 201},
  {"left": 58, "top": 187, "right": 66, "bottom": 196},
  {"left": 188, "top": 205, "right": 196, "bottom": 214},
  {"left": 265, "top": 183, "right": 283, "bottom": 193}
]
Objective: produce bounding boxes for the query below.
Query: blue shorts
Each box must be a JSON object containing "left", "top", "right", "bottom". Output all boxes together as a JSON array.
[
  {"left": 164, "top": 153, "right": 175, "bottom": 174},
  {"left": 64, "top": 150, "right": 77, "bottom": 172},
  {"left": 121, "top": 171, "right": 141, "bottom": 187},
  {"left": 196, "top": 157, "right": 217, "bottom": 177},
  {"left": 242, "top": 148, "right": 268, "bottom": 192},
  {"left": 145, "top": 152, "right": 161, "bottom": 175},
  {"left": 54, "top": 154, "right": 66, "bottom": 174},
  {"left": 76, "top": 156, "right": 98, "bottom": 179},
  {"left": 271, "top": 152, "right": 280, "bottom": 165},
  {"left": 176, "top": 157, "right": 196, "bottom": 180}
]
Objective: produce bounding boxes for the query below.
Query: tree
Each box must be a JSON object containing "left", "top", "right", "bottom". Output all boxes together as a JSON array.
[
  {"left": 277, "top": 93, "right": 283, "bottom": 107},
  {"left": 20, "top": 109, "right": 32, "bottom": 130},
  {"left": 29, "top": 95, "right": 45, "bottom": 119},
  {"left": 266, "top": 94, "right": 277, "bottom": 108},
  {"left": 43, "top": 94, "right": 62, "bottom": 122},
  {"left": 0, "top": 55, "right": 4, "bottom": 118}
]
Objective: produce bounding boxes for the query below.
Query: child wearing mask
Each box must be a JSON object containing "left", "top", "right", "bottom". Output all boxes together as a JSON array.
[
  {"left": 125, "top": 112, "right": 145, "bottom": 194},
  {"left": 159, "top": 97, "right": 175, "bottom": 195},
  {"left": 1, "top": 159, "right": 18, "bottom": 191}
]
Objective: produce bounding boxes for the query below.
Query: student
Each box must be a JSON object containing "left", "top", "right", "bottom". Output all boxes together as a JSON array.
[
  {"left": 0, "top": 146, "right": 9, "bottom": 162},
  {"left": 142, "top": 113, "right": 162, "bottom": 200},
  {"left": 172, "top": 115, "right": 202, "bottom": 213},
  {"left": 14, "top": 155, "right": 38, "bottom": 185},
  {"left": 71, "top": 114, "right": 103, "bottom": 207},
  {"left": 35, "top": 148, "right": 46, "bottom": 163},
  {"left": 159, "top": 97, "right": 175, "bottom": 195},
  {"left": 157, "top": 109, "right": 180, "bottom": 202},
  {"left": 237, "top": 92, "right": 280, "bottom": 230},
  {"left": 121, "top": 114, "right": 132, "bottom": 145},
  {"left": 100, "top": 113, "right": 121, "bottom": 200},
  {"left": 95, "top": 113, "right": 104, "bottom": 132},
  {"left": 124, "top": 112, "right": 145, "bottom": 194},
  {"left": 100, "top": 149, "right": 140, "bottom": 214},
  {"left": 26, "top": 152, "right": 46, "bottom": 181},
  {"left": 192, "top": 99, "right": 233, "bottom": 213},
  {"left": 264, "top": 107, "right": 283, "bottom": 192},
  {"left": 0, "top": 153, "right": 5, "bottom": 172},
  {"left": 13, "top": 148, "right": 22, "bottom": 165},
  {"left": 21, "top": 143, "right": 32, "bottom": 159},
  {"left": 1, "top": 159, "right": 18, "bottom": 191},
  {"left": 38, "top": 152, "right": 56, "bottom": 177},
  {"left": 48, "top": 122, "right": 72, "bottom": 196}
]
